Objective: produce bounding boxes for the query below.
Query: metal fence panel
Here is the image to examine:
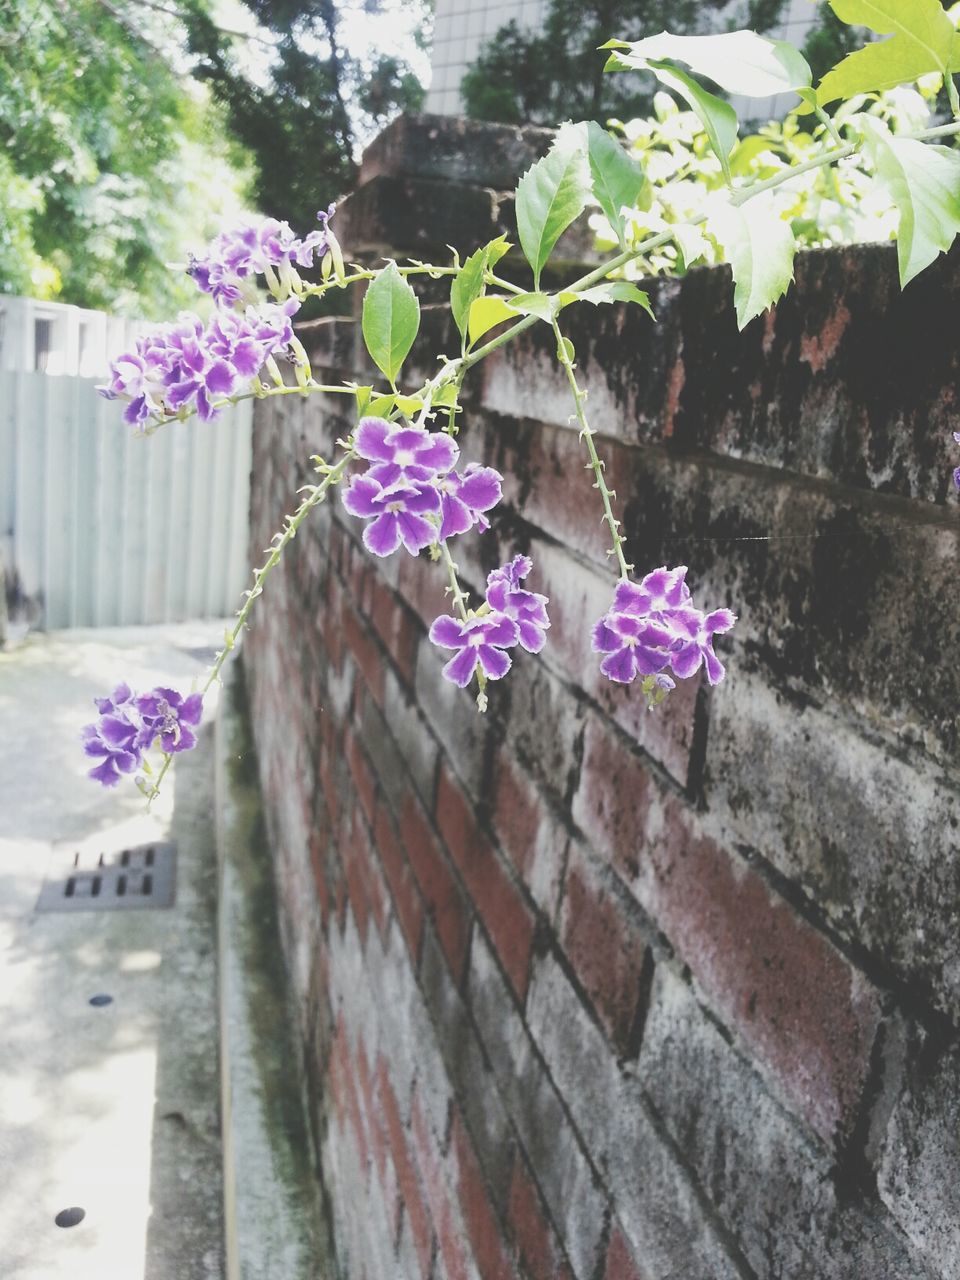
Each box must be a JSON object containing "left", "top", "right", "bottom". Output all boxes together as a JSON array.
[{"left": 0, "top": 370, "right": 252, "bottom": 629}]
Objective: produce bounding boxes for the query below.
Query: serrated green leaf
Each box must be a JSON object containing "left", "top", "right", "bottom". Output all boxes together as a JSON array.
[
  {"left": 361, "top": 262, "right": 420, "bottom": 384},
  {"left": 615, "top": 30, "right": 812, "bottom": 96},
  {"left": 672, "top": 222, "right": 711, "bottom": 270},
  {"left": 817, "top": 0, "right": 956, "bottom": 103},
  {"left": 585, "top": 122, "right": 648, "bottom": 251},
  {"left": 395, "top": 395, "right": 425, "bottom": 415},
  {"left": 468, "top": 295, "right": 518, "bottom": 345},
  {"left": 572, "top": 281, "right": 655, "bottom": 317},
  {"left": 556, "top": 335, "right": 576, "bottom": 363},
  {"left": 860, "top": 117, "right": 960, "bottom": 285},
  {"left": 645, "top": 61, "right": 739, "bottom": 184},
  {"left": 433, "top": 383, "right": 460, "bottom": 407},
  {"left": 368, "top": 394, "right": 395, "bottom": 418},
  {"left": 515, "top": 121, "right": 591, "bottom": 288},
  {"left": 505, "top": 291, "right": 559, "bottom": 321},
  {"left": 708, "top": 193, "right": 797, "bottom": 329},
  {"left": 449, "top": 235, "right": 512, "bottom": 342}
]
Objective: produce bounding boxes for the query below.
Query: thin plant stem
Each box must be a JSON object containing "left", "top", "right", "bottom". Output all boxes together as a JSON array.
[{"left": 551, "top": 318, "right": 632, "bottom": 582}]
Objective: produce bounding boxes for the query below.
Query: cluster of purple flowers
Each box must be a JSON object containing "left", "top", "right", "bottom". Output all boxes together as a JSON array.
[
  {"left": 341, "top": 417, "right": 502, "bottom": 558},
  {"left": 100, "top": 302, "right": 297, "bottom": 427},
  {"left": 101, "top": 207, "right": 338, "bottom": 429},
  {"left": 953, "top": 431, "right": 960, "bottom": 490},
  {"left": 82, "top": 683, "right": 203, "bottom": 787},
  {"left": 188, "top": 206, "right": 335, "bottom": 307},
  {"left": 592, "top": 566, "right": 736, "bottom": 688},
  {"left": 429, "top": 555, "right": 550, "bottom": 688}
]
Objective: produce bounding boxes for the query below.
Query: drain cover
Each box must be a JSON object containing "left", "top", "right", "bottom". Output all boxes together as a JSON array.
[{"left": 36, "top": 841, "right": 176, "bottom": 912}]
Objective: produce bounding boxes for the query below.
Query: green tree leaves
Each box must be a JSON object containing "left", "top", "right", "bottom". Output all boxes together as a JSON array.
[
  {"left": 816, "top": 0, "right": 959, "bottom": 105},
  {"left": 860, "top": 117, "right": 960, "bottom": 284},
  {"left": 708, "top": 194, "right": 798, "bottom": 329},
  {"left": 450, "top": 235, "right": 511, "bottom": 344},
  {"left": 515, "top": 122, "right": 592, "bottom": 288},
  {"left": 362, "top": 263, "right": 420, "bottom": 385}
]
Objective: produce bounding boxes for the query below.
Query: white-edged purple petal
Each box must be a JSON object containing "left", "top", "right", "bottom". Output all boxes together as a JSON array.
[
  {"left": 363, "top": 512, "right": 401, "bottom": 557},
  {"left": 355, "top": 417, "right": 393, "bottom": 461},
  {"left": 396, "top": 511, "right": 437, "bottom": 555},
  {"left": 341, "top": 475, "right": 383, "bottom": 518},
  {"left": 429, "top": 615, "right": 468, "bottom": 648},
  {"left": 477, "top": 644, "right": 512, "bottom": 680},
  {"left": 442, "top": 646, "right": 479, "bottom": 688}
]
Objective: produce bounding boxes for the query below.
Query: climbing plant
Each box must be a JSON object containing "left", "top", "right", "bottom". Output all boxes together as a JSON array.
[{"left": 82, "top": 0, "right": 960, "bottom": 799}]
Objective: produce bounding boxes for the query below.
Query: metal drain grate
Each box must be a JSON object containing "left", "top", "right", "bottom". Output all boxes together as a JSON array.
[{"left": 36, "top": 841, "right": 176, "bottom": 912}]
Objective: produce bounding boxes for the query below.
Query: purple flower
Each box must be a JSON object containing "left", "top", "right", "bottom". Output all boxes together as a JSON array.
[
  {"left": 82, "top": 684, "right": 204, "bottom": 787},
  {"left": 592, "top": 566, "right": 736, "bottom": 688},
  {"left": 341, "top": 473, "right": 441, "bottom": 557},
  {"left": 188, "top": 210, "right": 333, "bottom": 306},
  {"left": 81, "top": 701, "right": 142, "bottom": 787},
  {"left": 100, "top": 302, "right": 297, "bottom": 428},
  {"left": 429, "top": 613, "right": 521, "bottom": 687},
  {"left": 135, "top": 688, "right": 204, "bottom": 754},
  {"left": 355, "top": 417, "right": 459, "bottom": 487},
  {"left": 485, "top": 555, "right": 550, "bottom": 653},
  {"left": 953, "top": 432, "right": 960, "bottom": 490},
  {"left": 437, "top": 463, "right": 503, "bottom": 540}
]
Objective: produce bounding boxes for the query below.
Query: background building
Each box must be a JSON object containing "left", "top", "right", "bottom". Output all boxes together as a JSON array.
[{"left": 426, "top": 0, "right": 819, "bottom": 122}]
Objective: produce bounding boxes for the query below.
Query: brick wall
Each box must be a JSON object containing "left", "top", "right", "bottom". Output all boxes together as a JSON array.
[{"left": 243, "top": 116, "right": 960, "bottom": 1280}]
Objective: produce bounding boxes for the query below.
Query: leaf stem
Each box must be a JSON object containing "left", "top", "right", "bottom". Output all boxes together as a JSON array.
[
  {"left": 143, "top": 447, "right": 356, "bottom": 805},
  {"left": 551, "top": 317, "right": 632, "bottom": 581}
]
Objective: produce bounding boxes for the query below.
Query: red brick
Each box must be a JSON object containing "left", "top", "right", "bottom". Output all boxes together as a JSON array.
[
  {"left": 374, "top": 801, "right": 424, "bottom": 962},
  {"left": 451, "top": 1110, "right": 518, "bottom": 1280},
  {"left": 604, "top": 1225, "right": 652, "bottom": 1280},
  {"left": 573, "top": 712, "right": 882, "bottom": 1148},
  {"left": 560, "top": 840, "right": 652, "bottom": 1054},
  {"left": 378, "top": 1058, "right": 435, "bottom": 1280},
  {"left": 331, "top": 1021, "right": 371, "bottom": 1174},
  {"left": 356, "top": 1040, "right": 389, "bottom": 1182},
  {"left": 506, "top": 1151, "right": 574, "bottom": 1280},
  {"left": 346, "top": 730, "right": 377, "bottom": 826},
  {"left": 492, "top": 752, "right": 542, "bottom": 882},
  {"left": 411, "top": 1095, "right": 476, "bottom": 1280},
  {"left": 400, "top": 794, "right": 472, "bottom": 982},
  {"left": 436, "top": 767, "right": 535, "bottom": 1002},
  {"left": 343, "top": 601, "right": 386, "bottom": 707},
  {"left": 398, "top": 548, "right": 450, "bottom": 629}
]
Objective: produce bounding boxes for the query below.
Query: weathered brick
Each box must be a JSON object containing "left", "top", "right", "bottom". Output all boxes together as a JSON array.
[
  {"left": 345, "top": 729, "right": 376, "bottom": 827},
  {"left": 377, "top": 1056, "right": 435, "bottom": 1279},
  {"left": 496, "top": 766, "right": 568, "bottom": 931},
  {"left": 383, "top": 668, "right": 439, "bottom": 809},
  {"left": 639, "top": 965, "right": 934, "bottom": 1280},
  {"left": 437, "top": 765, "right": 535, "bottom": 1002},
  {"left": 412, "top": 1094, "right": 482, "bottom": 1280},
  {"left": 342, "top": 601, "right": 386, "bottom": 707},
  {"left": 573, "top": 710, "right": 882, "bottom": 1149},
  {"left": 400, "top": 792, "right": 472, "bottom": 983},
  {"left": 451, "top": 1109, "right": 519, "bottom": 1280},
  {"left": 705, "top": 672, "right": 960, "bottom": 1022},
  {"left": 526, "top": 951, "right": 756, "bottom": 1280},
  {"left": 507, "top": 1151, "right": 575, "bottom": 1280},
  {"left": 373, "top": 801, "right": 423, "bottom": 963},
  {"left": 559, "top": 838, "right": 653, "bottom": 1055},
  {"left": 604, "top": 1227, "right": 652, "bottom": 1280},
  {"left": 878, "top": 1034, "right": 960, "bottom": 1278},
  {"left": 468, "top": 931, "right": 609, "bottom": 1280}
]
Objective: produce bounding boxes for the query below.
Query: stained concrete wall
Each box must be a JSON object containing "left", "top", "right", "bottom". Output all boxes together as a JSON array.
[{"left": 243, "top": 115, "right": 960, "bottom": 1280}]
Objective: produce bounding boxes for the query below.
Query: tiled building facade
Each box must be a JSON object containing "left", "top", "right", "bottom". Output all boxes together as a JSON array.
[{"left": 425, "top": 0, "right": 819, "bottom": 122}]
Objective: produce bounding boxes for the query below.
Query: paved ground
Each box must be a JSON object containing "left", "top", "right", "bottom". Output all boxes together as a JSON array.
[{"left": 0, "top": 624, "right": 227, "bottom": 1280}]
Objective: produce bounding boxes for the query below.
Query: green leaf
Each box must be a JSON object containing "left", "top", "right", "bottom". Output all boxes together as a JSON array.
[
  {"left": 585, "top": 122, "right": 648, "bottom": 251},
  {"left": 645, "top": 61, "right": 740, "bottom": 184},
  {"left": 708, "top": 193, "right": 798, "bottom": 329},
  {"left": 568, "top": 281, "right": 655, "bottom": 318},
  {"left": 468, "top": 295, "right": 518, "bottom": 344},
  {"left": 860, "top": 117, "right": 960, "bottom": 285},
  {"left": 395, "top": 394, "right": 425, "bottom": 415},
  {"left": 367, "top": 394, "right": 395, "bottom": 418},
  {"left": 505, "top": 291, "right": 559, "bottom": 321},
  {"left": 614, "top": 30, "right": 812, "bottom": 96},
  {"left": 817, "top": 0, "right": 957, "bottom": 104},
  {"left": 352, "top": 384, "right": 373, "bottom": 416},
  {"left": 515, "top": 121, "right": 591, "bottom": 288},
  {"left": 450, "top": 234, "right": 511, "bottom": 341},
  {"left": 361, "top": 262, "right": 420, "bottom": 385}
]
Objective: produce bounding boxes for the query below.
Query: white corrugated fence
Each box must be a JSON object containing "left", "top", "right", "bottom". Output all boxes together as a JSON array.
[{"left": 0, "top": 370, "right": 253, "bottom": 629}]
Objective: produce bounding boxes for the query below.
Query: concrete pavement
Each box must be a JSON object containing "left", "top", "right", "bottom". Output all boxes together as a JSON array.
[{"left": 0, "top": 624, "right": 227, "bottom": 1280}]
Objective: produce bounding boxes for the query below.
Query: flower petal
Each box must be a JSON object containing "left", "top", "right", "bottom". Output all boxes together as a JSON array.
[
  {"left": 341, "top": 475, "right": 383, "bottom": 518},
  {"left": 477, "top": 644, "right": 512, "bottom": 680},
  {"left": 600, "top": 647, "right": 637, "bottom": 683},
  {"left": 429, "top": 615, "right": 467, "bottom": 648},
  {"left": 363, "top": 512, "right": 401, "bottom": 557},
  {"left": 355, "top": 417, "right": 393, "bottom": 462},
  {"left": 396, "top": 512, "right": 437, "bottom": 555},
  {"left": 442, "top": 646, "right": 479, "bottom": 688}
]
